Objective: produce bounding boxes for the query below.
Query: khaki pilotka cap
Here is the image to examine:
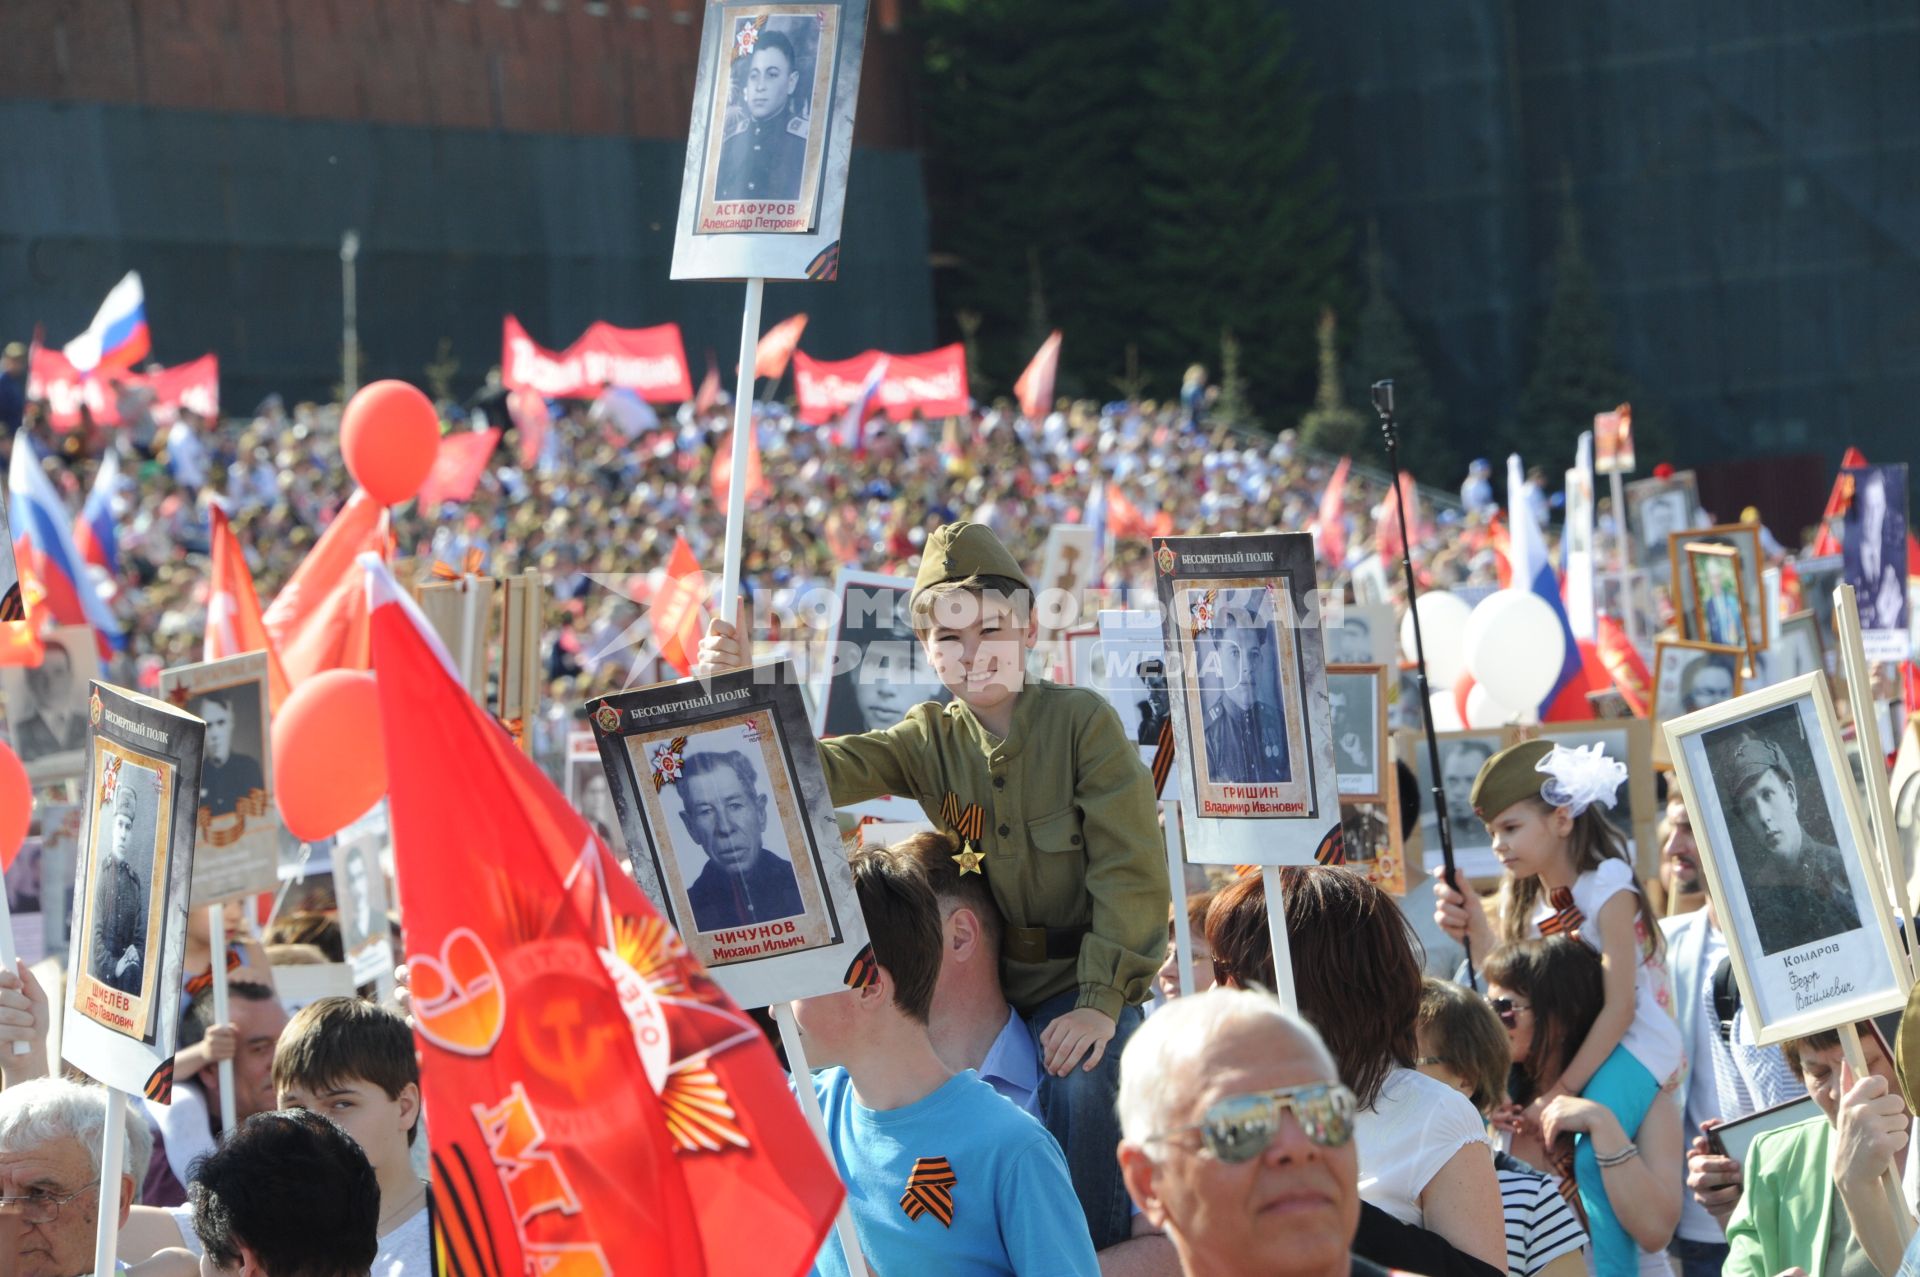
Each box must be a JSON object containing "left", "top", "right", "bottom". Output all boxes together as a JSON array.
[
  {"left": 1468, "top": 739, "right": 1555, "bottom": 821},
  {"left": 1724, "top": 734, "right": 1793, "bottom": 798},
  {"left": 910, "top": 522, "right": 1031, "bottom": 604}
]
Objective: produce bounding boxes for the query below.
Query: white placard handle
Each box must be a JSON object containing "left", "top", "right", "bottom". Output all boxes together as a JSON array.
[
  {"left": 717, "top": 278, "right": 766, "bottom": 629},
  {"left": 93, "top": 1087, "right": 127, "bottom": 1274},
  {"left": 1263, "top": 866, "right": 1298, "bottom": 1016},
  {"left": 210, "top": 904, "right": 238, "bottom": 1135},
  {"left": 1163, "top": 802, "right": 1193, "bottom": 996}
]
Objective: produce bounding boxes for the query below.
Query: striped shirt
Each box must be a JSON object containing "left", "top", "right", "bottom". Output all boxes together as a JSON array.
[{"left": 1495, "top": 1152, "right": 1587, "bottom": 1276}]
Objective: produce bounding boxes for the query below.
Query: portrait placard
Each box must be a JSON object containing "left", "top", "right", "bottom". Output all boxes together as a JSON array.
[
  {"left": 1089, "top": 609, "right": 1171, "bottom": 765},
  {"left": 1531, "top": 719, "right": 1657, "bottom": 874},
  {"left": 1756, "top": 612, "right": 1826, "bottom": 689},
  {"left": 38, "top": 804, "right": 80, "bottom": 960},
  {"left": 1, "top": 626, "right": 102, "bottom": 782},
  {"left": 589, "top": 664, "right": 869, "bottom": 1007},
  {"left": 1686, "top": 542, "right": 1752, "bottom": 651},
  {"left": 565, "top": 730, "right": 624, "bottom": 853},
  {"left": 1322, "top": 602, "right": 1398, "bottom": 668},
  {"left": 1593, "top": 405, "right": 1635, "bottom": 476},
  {"left": 671, "top": 1, "right": 873, "bottom": 281},
  {"left": 1666, "top": 674, "right": 1909, "bottom": 1044},
  {"left": 1061, "top": 626, "right": 1100, "bottom": 687},
  {"left": 1152, "top": 534, "right": 1339, "bottom": 866},
  {"left": 1410, "top": 728, "right": 1514, "bottom": 880},
  {"left": 1341, "top": 797, "right": 1406, "bottom": 897},
  {"left": 1668, "top": 524, "right": 1768, "bottom": 653},
  {"left": 1033, "top": 524, "right": 1098, "bottom": 641},
  {"left": 1328, "top": 665, "right": 1388, "bottom": 804},
  {"left": 1841, "top": 463, "right": 1911, "bottom": 660},
  {"left": 331, "top": 834, "right": 394, "bottom": 988},
  {"left": 1796, "top": 555, "right": 1846, "bottom": 651},
  {"left": 62, "top": 682, "right": 203, "bottom": 1102},
  {"left": 4, "top": 835, "right": 46, "bottom": 964},
  {"left": 1626, "top": 472, "right": 1700, "bottom": 580},
  {"left": 1651, "top": 638, "right": 1747, "bottom": 768},
  {"left": 158, "top": 653, "right": 279, "bottom": 905}
]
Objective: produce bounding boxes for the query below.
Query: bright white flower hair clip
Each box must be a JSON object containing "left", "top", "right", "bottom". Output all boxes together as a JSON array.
[{"left": 1535, "top": 742, "right": 1628, "bottom": 817}]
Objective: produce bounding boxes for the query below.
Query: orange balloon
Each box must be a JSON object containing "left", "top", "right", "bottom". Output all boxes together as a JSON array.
[
  {"left": 0, "top": 744, "right": 29, "bottom": 872},
  {"left": 340, "top": 380, "right": 441, "bottom": 506},
  {"left": 272, "top": 670, "right": 387, "bottom": 842}
]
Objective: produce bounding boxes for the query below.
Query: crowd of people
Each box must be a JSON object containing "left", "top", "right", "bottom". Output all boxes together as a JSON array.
[{"left": 0, "top": 348, "right": 1903, "bottom": 1277}]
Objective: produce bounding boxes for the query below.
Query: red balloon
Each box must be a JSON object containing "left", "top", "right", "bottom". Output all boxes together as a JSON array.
[
  {"left": 0, "top": 744, "right": 29, "bottom": 872},
  {"left": 1453, "top": 672, "right": 1476, "bottom": 726},
  {"left": 1542, "top": 639, "right": 1612, "bottom": 722},
  {"left": 272, "top": 670, "right": 387, "bottom": 842},
  {"left": 340, "top": 380, "right": 441, "bottom": 506}
]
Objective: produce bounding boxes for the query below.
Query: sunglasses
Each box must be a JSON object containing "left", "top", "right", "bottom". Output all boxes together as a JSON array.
[
  {"left": 1490, "top": 997, "right": 1531, "bottom": 1029},
  {"left": 1146, "top": 1081, "right": 1357, "bottom": 1163}
]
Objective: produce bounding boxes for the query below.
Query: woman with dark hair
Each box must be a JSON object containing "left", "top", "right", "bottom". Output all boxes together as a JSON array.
[
  {"left": 1206, "top": 868, "right": 1506, "bottom": 1272},
  {"left": 1484, "top": 939, "right": 1684, "bottom": 1274}
]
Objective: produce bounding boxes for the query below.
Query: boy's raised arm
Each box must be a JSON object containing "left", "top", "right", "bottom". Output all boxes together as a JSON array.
[{"left": 1072, "top": 701, "right": 1171, "bottom": 1022}]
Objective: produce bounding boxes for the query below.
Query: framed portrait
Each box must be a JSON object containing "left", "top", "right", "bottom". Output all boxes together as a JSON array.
[
  {"left": 1386, "top": 664, "right": 1425, "bottom": 733},
  {"left": 1348, "top": 556, "right": 1392, "bottom": 607},
  {"left": 1061, "top": 626, "right": 1101, "bottom": 687},
  {"left": 37, "top": 803, "right": 80, "bottom": 960},
  {"left": 1796, "top": 555, "right": 1846, "bottom": 651},
  {"left": 331, "top": 834, "right": 394, "bottom": 989},
  {"left": 1597, "top": 570, "right": 1659, "bottom": 649},
  {"left": 1686, "top": 543, "right": 1752, "bottom": 651},
  {"left": 1, "top": 626, "right": 102, "bottom": 782},
  {"left": 1322, "top": 602, "right": 1398, "bottom": 668},
  {"left": 1593, "top": 404, "right": 1635, "bottom": 476},
  {"left": 1669, "top": 525, "right": 1768, "bottom": 653},
  {"left": 1757, "top": 612, "right": 1826, "bottom": 689},
  {"left": 589, "top": 664, "right": 869, "bottom": 1007},
  {"left": 1841, "top": 463, "right": 1910, "bottom": 659},
  {"left": 1153, "top": 533, "right": 1339, "bottom": 867},
  {"left": 1665, "top": 673, "right": 1909, "bottom": 1044},
  {"left": 1626, "top": 472, "right": 1700, "bottom": 578},
  {"left": 1340, "top": 799, "right": 1406, "bottom": 897},
  {"left": 1587, "top": 689, "right": 1634, "bottom": 720},
  {"left": 1890, "top": 721, "right": 1920, "bottom": 907},
  {"left": 1089, "top": 609, "right": 1171, "bottom": 765},
  {"left": 812, "top": 570, "right": 949, "bottom": 739},
  {"left": 672, "top": 0, "right": 873, "bottom": 281},
  {"left": 1652, "top": 638, "right": 1747, "bottom": 767},
  {"left": 565, "top": 730, "right": 624, "bottom": 855},
  {"left": 1532, "top": 719, "right": 1657, "bottom": 874},
  {"left": 159, "top": 652, "right": 279, "bottom": 905},
  {"left": 61, "top": 682, "right": 203, "bottom": 1102},
  {"left": 1409, "top": 728, "right": 1514, "bottom": 881},
  {"left": 1034, "top": 524, "right": 1098, "bottom": 642},
  {"left": 1328, "top": 664, "right": 1388, "bottom": 804}
]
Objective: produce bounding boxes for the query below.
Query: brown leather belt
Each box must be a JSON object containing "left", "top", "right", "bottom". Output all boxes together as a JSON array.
[{"left": 1004, "top": 924, "right": 1091, "bottom": 964}]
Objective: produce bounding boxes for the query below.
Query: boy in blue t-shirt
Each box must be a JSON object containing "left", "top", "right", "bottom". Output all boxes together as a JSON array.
[{"left": 792, "top": 841, "right": 1099, "bottom": 1277}]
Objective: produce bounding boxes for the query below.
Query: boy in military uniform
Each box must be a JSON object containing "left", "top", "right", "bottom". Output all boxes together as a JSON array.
[
  {"left": 1722, "top": 732, "right": 1861, "bottom": 954},
  {"left": 715, "top": 29, "right": 809, "bottom": 202},
  {"left": 699, "top": 522, "right": 1168, "bottom": 1250},
  {"left": 92, "top": 784, "right": 149, "bottom": 995}
]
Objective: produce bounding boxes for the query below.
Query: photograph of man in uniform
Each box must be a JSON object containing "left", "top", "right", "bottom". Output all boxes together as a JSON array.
[
  {"left": 715, "top": 28, "right": 810, "bottom": 202},
  {"left": 13, "top": 639, "right": 87, "bottom": 757},
  {"left": 341, "top": 842, "right": 376, "bottom": 946},
  {"left": 823, "top": 590, "right": 950, "bottom": 737},
  {"left": 1680, "top": 653, "right": 1737, "bottom": 713},
  {"left": 1192, "top": 598, "right": 1289, "bottom": 786},
  {"left": 675, "top": 748, "right": 805, "bottom": 933},
  {"left": 1844, "top": 465, "right": 1909, "bottom": 632},
  {"left": 1636, "top": 488, "right": 1692, "bottom": 562},
  {"left": 1134, "top": 657, "right": 1170, "bottom": 748},
  {"left": 91, "top": 781, "right": 152, "bottom": 997},
  {"left": 1329, "top": 674, "right": 1376, "bottom": 787},
  {"left": 1439, "top": 739, "right": 1495, "bottom": 846},
  {"left": 190, "top": 691, "right": 264, "bottom": 820},
  {"left": 1328, "top": 614, "right": 1376, "bottom": 666},
  {"left": 1713, "top": 725, "right": 1861, "bottom": 955}
]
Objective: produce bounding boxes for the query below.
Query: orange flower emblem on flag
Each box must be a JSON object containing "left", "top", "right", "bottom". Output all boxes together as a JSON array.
[{"left": 409, "top": 928, "right": 507, "bottom": 1056}]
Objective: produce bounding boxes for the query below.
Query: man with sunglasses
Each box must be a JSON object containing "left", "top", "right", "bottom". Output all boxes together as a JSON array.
[{"left": 1117, "top": 987, "right": 1379, "bottom": 1277}]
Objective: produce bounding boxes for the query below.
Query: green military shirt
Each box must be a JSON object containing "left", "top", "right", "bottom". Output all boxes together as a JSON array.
[{"left": 819, "top": 679, "right": 1170, "bottom": 1021}]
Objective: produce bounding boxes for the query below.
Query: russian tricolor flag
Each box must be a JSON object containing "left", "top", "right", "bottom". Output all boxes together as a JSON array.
[
  {"left": 10, "top": 436, "right": 125, "bottom": 656},
  {"left": 1508, "top": 454, "right": 1580, "bottom": 716},
  {"left": 62, "top": 272, "right": 150, "bottom": 377},
  {"left": 836, "top": 357, "right": 889, "bottom": 451},
  {"left": 75, "top": 449, "right": 121, "bottom": 577}
]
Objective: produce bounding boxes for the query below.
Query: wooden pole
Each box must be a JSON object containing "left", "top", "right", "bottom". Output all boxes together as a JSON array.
[
  {"left": 210, "top": 904, "right": 237, "bottom": 1134},
  {"left": 1835, "top": 584, "right": 1918, "bottom": 982}
]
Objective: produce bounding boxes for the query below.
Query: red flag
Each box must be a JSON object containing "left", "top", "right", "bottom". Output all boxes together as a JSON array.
[
  {"left": 1596, "top": 614, "right": 1652, "bottom": 716},
  {"left": 1779, "top": 559, "right": 1804, "bottom": 616},
  {"left": 1903, "top": 662, "right": 1920, "bottom": 721},
  {"left": 0, "top": 554, "right": 48, "bottom": 669},
  {"left": 754, "top": 313, "right": 809, "bottom": 381},
  {"left": 206, "top": 507, "right": 292, "bottom": 708},
  {"left": 1315, "top": 457, "right": 1351, "bottom": 569},
  {"left": 1013, "top": 330, "right": 1062, "bottom": 421},
  {"left": 263, "top": 491, "right": 390, "bottom": 689},
  {"left": 1484, "top": 516, "right": 1513, "bottom": 589},
  {"left": 1811, "top": 446, "right": 1869, "bottom": 557},
  {"left": 369, "top": 567, "right": 840, "bottom": 1277},
  {"left": 1374, "top": 471, "right": 1424, "bottom": 566},
  {"left": 651, "top": 536, "right": 710, "bottom": 678},
  {"left": 508, "top": 389, "right": 552, "bottom": 470},
  {"left": 417, "top": 429, "right": 502, "bottom": 510},
  {"left": 1105, "top": 486, "right": 1152, "bottom": 540},
  {"left": 694, "top": 363, "right": 723, "bottom": 418},
  {"left": 711, "top": 426, "right": 769, "bottom": 509}
]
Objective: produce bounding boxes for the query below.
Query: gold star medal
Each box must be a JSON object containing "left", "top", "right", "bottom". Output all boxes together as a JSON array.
[{"left": 940, "top": 792, "right": 988, "bottom": 876}]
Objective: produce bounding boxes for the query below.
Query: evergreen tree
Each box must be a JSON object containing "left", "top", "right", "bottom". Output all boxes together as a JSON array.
[
  {"left": 1512, "top": 190, "right": 1634, "bottom": 462},
  {"left": 1346, "top": 226, "right": 1457, "bottom": 481},
  {"left": 1136, "top": 0, "right": 1349, "bottom": 413},
  {"left": 1297, "top": 309, "right": 1367, "bottom": 455}
]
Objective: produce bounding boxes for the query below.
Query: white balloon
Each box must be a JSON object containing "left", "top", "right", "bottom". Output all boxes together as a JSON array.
[
  {"left": 1428, "top": 689, "right": 1465, "bottom": 732},
  {"left": 1463, "top": 589, "right": 1568, "bottom": 715},
  {"left": 1401, "top": 592, "right": 1474, "bottom": 688},
  {"left": 1463, "top": 681, "right": 1515, "bottom": 729}
]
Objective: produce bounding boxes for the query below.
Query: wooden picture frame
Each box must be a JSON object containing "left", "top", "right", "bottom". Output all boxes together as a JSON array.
[
  {"left": 1664, "top": 674, "right": 1909, "bottom": 1045},
  {"left": 1328, "top": 664, "right": 1389, "bottom": 805},
  {"left": 1668, "top": 524, "right": 1769, "bottom": 653},
  {"left": 1686, "top": 542, "right": 1752, "bottom": 652},
  {"left": 1651, "top": 637, "right": 1748, "bottom": 768}
]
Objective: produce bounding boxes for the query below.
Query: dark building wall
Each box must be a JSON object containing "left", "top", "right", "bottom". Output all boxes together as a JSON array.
[
  {"left": 1280, "top": 2, "right": 1920, "bottom": 471},
  {"left": 0, "top": 0, "right": 931, "bottom": 410}
]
